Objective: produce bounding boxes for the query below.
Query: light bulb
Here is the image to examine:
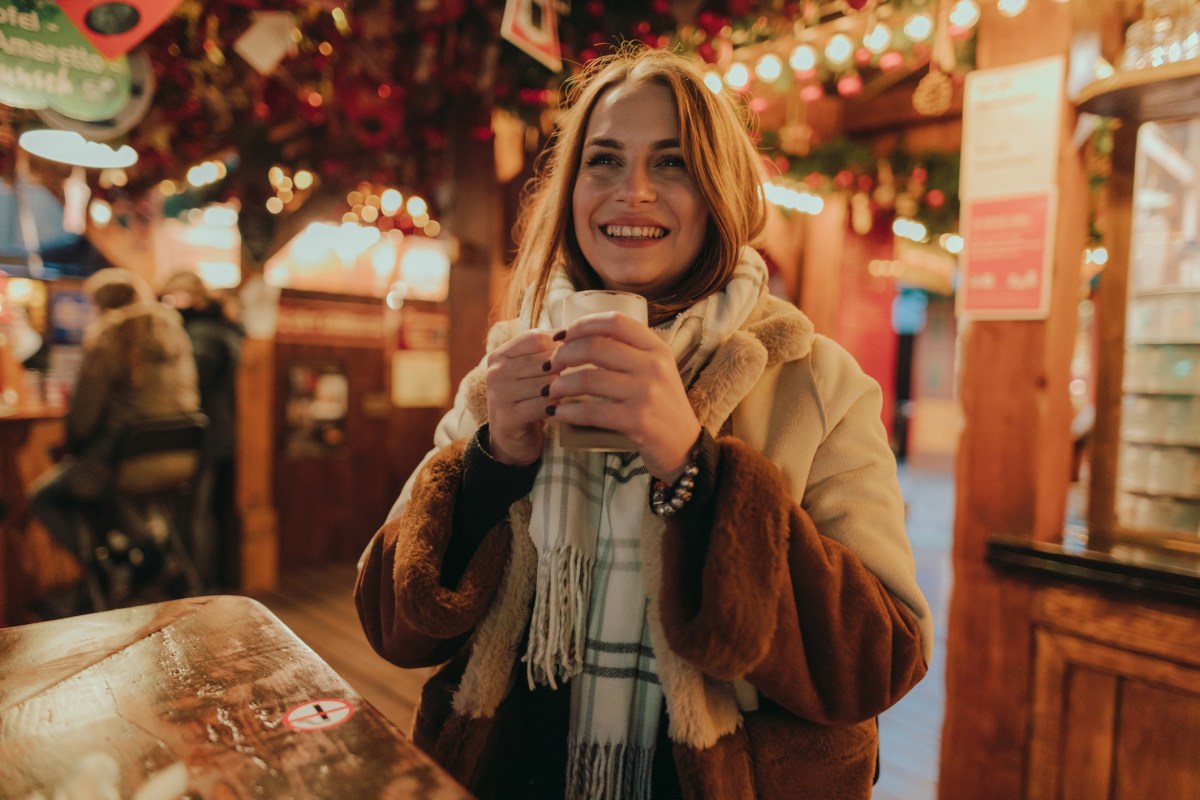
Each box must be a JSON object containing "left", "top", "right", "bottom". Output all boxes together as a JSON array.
[
  {"left": 790, "top": 43, "right": 817, "bottom": 73},
  {"left": 864, "top": 22, "right": 892, "bottom": 54},
  {"left": 826, "top": 33, "right": 854, "bottom": 65},
  {"left": 948, "top": 0, "right": 980, "bottom": 31},
  {"left": 904, "top": 13, "right": 934, "bottom": 42},
  {"left": 997, "top": 0, "right": 1028, "bottom": 17},
  {"left": 755, "top": 53, "right": 783, "bottom": 82},
  {"left": 724, "top": 62, "right": 751, "bottom": 89}
]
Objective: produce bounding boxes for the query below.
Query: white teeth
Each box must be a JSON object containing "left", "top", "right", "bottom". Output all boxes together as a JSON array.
[{"left": 604, "top": 225, "right": 665, "bottom": 239}]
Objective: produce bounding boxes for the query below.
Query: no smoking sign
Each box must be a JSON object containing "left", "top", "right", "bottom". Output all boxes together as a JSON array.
[{"left": 283, "top": 698, "right": 355, "bottom": 732}]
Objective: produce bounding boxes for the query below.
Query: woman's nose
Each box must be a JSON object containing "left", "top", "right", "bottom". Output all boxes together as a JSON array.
[{"left": 618, "top": 162, "right": 655, "bottom": 203}]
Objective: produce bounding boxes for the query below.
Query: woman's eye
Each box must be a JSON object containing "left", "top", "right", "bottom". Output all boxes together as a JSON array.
[
  {"left": 659, "top": 155, "right": 687, "bottom": 169},
  {"left": 584, "top": 153, "right": 618, "bottom": 167}
]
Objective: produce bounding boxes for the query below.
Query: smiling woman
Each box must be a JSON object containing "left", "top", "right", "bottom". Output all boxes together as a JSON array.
[
  {"left": 355, "top": 44, "right": 931, "bottom": 800},
  {"left": 571, "top": 82, "right": 708, "bottom": 301}
]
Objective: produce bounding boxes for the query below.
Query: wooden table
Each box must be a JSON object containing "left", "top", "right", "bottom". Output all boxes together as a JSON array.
[{"left": 0, "top": 595, "right": 472, "bottom": 799}]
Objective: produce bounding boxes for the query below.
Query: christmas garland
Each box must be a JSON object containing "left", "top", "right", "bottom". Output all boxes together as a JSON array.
[{"left": 760, "top": 133, "right": 960, "bottom": 237}]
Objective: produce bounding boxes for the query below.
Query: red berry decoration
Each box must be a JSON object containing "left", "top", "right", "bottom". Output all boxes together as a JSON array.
[
  {"left": 926, "top": 189, "right": 946, "bottom": 208},
  {"left": 846, "top": 0, "right": 870, "bottom": 9},
  {"left": 837, "top": 72, "right": 863, "bottom": 96}
]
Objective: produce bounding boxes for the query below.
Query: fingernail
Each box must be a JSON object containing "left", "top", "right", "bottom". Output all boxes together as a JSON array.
[
  {"left": 540, "top": 384, "right": 550, "bottom": 397},
  {"left": 545, "top": 405, "right": 556, "bottom": 416},
  {"left": 552, "top": 329, "right": 566, "bottom": 342},
  {"left": 542, "top": 360, "right": 552, "bottom": 372}
]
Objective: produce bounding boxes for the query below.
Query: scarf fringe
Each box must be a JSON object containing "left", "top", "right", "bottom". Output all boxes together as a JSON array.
[
  {"left": 566, "top": 739, "right": 655, "bottom": 800},
  {"left": 524, "top": 544, "right": 592, "bottom": 689}
]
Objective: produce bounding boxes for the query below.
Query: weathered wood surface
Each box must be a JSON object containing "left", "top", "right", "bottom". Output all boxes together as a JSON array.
[{"left": 0, "top": 595, "right": 471, "bottom": 800}]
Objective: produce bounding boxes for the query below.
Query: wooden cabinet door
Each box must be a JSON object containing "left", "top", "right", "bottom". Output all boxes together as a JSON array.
[{"left": 1028, "top": 588, "right": 1200, "bottom": 800}]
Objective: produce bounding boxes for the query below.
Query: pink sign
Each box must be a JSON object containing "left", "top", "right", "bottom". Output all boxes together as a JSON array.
[{"left": 959, "top": 191, "right": 1056, "bottom": 319}]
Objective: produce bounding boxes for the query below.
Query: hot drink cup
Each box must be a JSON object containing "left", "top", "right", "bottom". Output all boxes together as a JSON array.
[{"left": 558, "top": 290, "right": 649, "bottom": 451}]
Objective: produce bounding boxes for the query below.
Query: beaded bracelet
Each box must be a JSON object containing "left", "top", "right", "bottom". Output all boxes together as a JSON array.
[{"left": 650, "top": 456, "right": 700, "bottom": 518}]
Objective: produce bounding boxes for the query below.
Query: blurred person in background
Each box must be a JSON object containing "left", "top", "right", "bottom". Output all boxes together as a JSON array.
[
  {"left": 29, "top": 268, "right": 199, "bottom": 615},
  {"left": 161, "top": 270, "right": 244, "bottom": 591}
]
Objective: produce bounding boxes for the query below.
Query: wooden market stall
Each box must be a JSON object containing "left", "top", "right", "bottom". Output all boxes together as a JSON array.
[{"left": 941, "top": 3, "right": 1200, "bottom": 798}]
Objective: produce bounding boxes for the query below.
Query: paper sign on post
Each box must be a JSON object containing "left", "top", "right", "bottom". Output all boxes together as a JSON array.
[
  {"left": 959, "top": 190, "right": 1057, "bottom": 320},
  {"left": 958, "top": 56, "right": 1065, "bottom": 320}
]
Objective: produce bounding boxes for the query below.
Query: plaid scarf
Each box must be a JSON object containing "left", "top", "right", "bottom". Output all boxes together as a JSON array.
[{"left": 521, "top": 253, "right": 767, "bottom": 800}]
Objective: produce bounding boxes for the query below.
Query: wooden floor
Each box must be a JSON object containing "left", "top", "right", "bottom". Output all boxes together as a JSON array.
[{"left": 256, "top": 464, "right": 953, "bottom": 799}]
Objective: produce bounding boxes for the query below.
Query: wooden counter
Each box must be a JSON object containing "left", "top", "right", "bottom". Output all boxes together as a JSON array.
[
  {"left": 0, "top": 403, "right": 71, "bottom": 627},
  {"left": 0, "top": 595, "right": 472, "bottom": 799},
  {"left": 982, "top": 546, "right": 1200, "bottom": 799}
]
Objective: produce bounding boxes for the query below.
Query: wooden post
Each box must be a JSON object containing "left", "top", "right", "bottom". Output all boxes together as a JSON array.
[
  {"left": 938, "top": 1, "right": 1099, "bottom": 797},
  {"left": 236, "top": 337, "right": 278, "bottom": 594},
  {"left": 444, "top": 97, "right": 505, "bottom": 389},
  {"left": 798, "top": 193, "right": 847, "bottom": 335}
]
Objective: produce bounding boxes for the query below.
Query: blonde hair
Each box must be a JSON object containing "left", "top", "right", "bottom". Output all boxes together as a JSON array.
[{"left": 504, "top": 45, "right": 767, "bottom": 327}]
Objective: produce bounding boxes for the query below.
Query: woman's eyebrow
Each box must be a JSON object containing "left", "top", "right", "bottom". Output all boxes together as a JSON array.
[{"left": 583, "top": 137, "right": 681, "bottom": 150}]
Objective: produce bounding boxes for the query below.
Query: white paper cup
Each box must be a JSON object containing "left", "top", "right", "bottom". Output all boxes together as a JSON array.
[{"left": 558, "top": 290, "right": 648, "bottom": 451}]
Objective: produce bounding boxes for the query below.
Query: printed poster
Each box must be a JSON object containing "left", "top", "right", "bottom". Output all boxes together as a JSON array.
[{"left": 958, "top": 190, "right": 1056, "bottom": 320}]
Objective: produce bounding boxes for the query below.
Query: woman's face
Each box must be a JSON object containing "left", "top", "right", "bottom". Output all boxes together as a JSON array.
[{"left": 571, "top": 81, "right": 709, "bottom": 301}]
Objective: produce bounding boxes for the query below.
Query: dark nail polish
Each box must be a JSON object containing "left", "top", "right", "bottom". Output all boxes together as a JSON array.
[
  {"left": 545, "top": 405, "right": 556, "bottom": 416},
  {"left": 552, "top": 330, "right": 566, "bottom": 342},
  {"left": 542, "top": 360, "right": 552, "bottom": 372},
  {"left": 540, "top": 384, "right": 550, "bottom": 397}
]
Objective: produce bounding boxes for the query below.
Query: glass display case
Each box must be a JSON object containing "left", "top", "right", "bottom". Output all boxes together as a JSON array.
[
  {"left": 1117, "top": 118, "right": 1200, "bottom": 536},
  {"left": 1080, "top": 60, "right": 1200, "bottom": 550}
]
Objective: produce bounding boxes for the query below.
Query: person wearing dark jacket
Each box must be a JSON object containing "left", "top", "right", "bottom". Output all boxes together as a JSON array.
[
  {"left": 29, "top": 268, "right": 199, "bottom": 612},
  {"left": 161, "top": 270, "right": 243, "bottom": 590}
]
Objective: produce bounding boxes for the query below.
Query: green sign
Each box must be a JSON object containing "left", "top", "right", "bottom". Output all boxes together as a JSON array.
[{"left": 0, "top": 1, "right": 132, "bottom": 122}]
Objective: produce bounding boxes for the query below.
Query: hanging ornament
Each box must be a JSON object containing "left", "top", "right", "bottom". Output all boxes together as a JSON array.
[
  {"left": 914, "top": 0, "right": 956, "bottom": 116},
  {"left": 896, "top": 192, "right": 919, "bottom": 218},
  {"left": 845, "top": 0, "right": 871, "bottom": 10},
  {"left": 837, "top": 71, "right": 864, "bottom": 96},
  {"left": 778, "top": 90, "right": 813, "bottom": 156},
  {"left": 234, "top": 12, "right": 296, "bottom": 76},
  {"left": 873, "top": 158, "right": 896, "bottom": 209},
  {"left": 851, "top": 192, "right": 874, "bottom": 235},
  {"left": 914, "top": 70, "right": 952, "bottom": 115},
  {"left": 779, "top": 122, "right": 814, "bottom": 156},
  {"left": 341, "top": 82, "right": 406, "bottom": 149}
]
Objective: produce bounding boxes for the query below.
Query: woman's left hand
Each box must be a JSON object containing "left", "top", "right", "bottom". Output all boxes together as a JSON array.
[{"left": 547, "top": 311, "right": 700, "bottom": 483}]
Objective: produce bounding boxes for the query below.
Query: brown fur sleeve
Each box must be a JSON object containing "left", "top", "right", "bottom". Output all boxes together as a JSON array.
[
  {"left": 354, "top": 440, "right": 513, "bottom": 668},
  {"left": 658, "top": 436, "right": 926, "bottom": 725}
]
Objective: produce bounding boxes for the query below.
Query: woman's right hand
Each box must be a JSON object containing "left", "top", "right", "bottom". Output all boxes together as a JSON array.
[{"left": 484, "top": 329, "right": 560, "bottom": 465}]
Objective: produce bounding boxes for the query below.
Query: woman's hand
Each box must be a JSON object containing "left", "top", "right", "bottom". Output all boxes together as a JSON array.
[
  {"left": 547, "top": 311, "right": 701, "bottom": 482},
  {"left": 485, "top": 329, "right": 560, "bottom": 466}
]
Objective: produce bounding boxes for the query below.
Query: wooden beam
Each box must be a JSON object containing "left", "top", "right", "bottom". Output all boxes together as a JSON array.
[
  {"left": 842, "top": 77, "right": 964, "bottom": 136},
  {"left": 937, "top": 0, "right": 1101, "bottom": 797}
]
